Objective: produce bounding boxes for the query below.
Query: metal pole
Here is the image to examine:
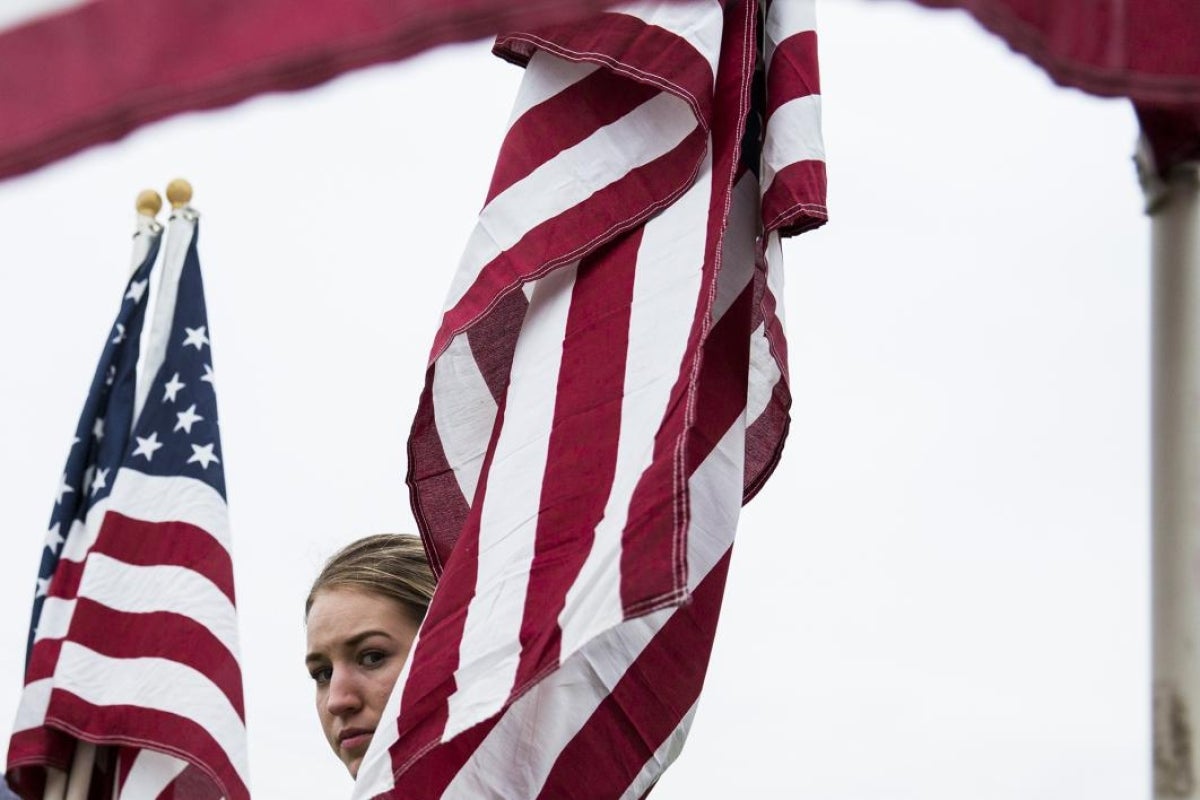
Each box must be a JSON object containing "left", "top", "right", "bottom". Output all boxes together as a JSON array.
[{"left": 1148, "top": 153, "right": 1200, "bottom": 799}]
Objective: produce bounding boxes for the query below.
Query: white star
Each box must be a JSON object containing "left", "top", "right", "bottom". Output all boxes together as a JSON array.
[
  {"left": 188, "top": 442, "right": 220, "bottom": 470},
  {"left": 55, "top": 473, "right": 74, "bottom": 504},
  {"left": 125, "top": 278, "right": 149, "bottom": 303},
  {"left": 200, "top": 363, "right": 215, "bottom": 384},
  {"left": 45, "top": 524, "right": 65, "bottom": 553},
  {"left": 112, "top": 323, "right": 127, "bottom": 344},
  {"left": 106, "top": 365, "right": 116, "bottom": 386},
  {"left": 162, "top": 372, "right": 186, "bottom": 402},
  {"left": 132, "top": 431, "right": 164, "bottom": 461},
  {"left": 36, "top": 577, "right": 50, "bottom": 598},
  {"left": 174, "top": 404, "right": 204, "bottom": 434},
  {"left": 182, "top": 326, "right": 210, "bottom": 351},
  {"left": 90, "top": 467, "right": 109, "bottom": 496},
  {"left": 82, "top": 465, "right": 95, "bottom": 496},
  {"left": 92, "top": 418, "right": 105, "bottom": 440}
]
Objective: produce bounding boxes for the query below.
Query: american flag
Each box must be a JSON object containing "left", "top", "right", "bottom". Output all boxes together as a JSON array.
[
  {"left": 6, "top": 207, "right": 250, "bottom": 800},
  {"left": 354, "top": 1, "right": 824, "bottom": 797}
]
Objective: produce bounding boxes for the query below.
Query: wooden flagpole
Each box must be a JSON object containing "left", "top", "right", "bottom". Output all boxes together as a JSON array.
[{"left": 1144, "top": 146, "right": 1200, "bottom": 799}]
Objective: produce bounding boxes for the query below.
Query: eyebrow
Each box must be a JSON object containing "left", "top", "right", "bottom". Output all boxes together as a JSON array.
[{"left": 305, "top": 629, "right": 395, "bottom": 665}]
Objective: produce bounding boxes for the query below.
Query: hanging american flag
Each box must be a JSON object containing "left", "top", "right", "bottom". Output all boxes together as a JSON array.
[
  {"left": 6, "top": 202, "right": 250, "bottom": 800},
  {"left": 354, "top": 1, "right": 824, "bottom": 797}
]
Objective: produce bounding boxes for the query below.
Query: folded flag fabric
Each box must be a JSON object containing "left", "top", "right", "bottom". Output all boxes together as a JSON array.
[{"left": 354, "top": 1, "right": 825, "bottom": 797}]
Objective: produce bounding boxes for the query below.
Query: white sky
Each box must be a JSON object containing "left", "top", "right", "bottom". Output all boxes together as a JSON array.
[{"left": 0, "top": 1, "right": 1150, "bottom": 797}]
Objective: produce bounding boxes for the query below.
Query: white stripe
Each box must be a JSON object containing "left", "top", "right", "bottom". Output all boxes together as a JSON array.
[
  {"left": 432, "top": 333, "right": 499, "bottom": 506},
  {"left": 78, "top": 554, "right": 241, "bottom": 660},
  {"left": 765, "top": 0, "right": 817, "bottom": 67},
  {"left": 107, "top": 468, "right": 232, "bottom": 552},
  {"left": 442, "top": 604, "right": 674, "bottom": 800},
  {"left": 134, "top": 214, "right": 194, "bottom": 425},
  {"left": 0, "top": 0, "right": 89, "bottom": 30},
  {"left": 442, "top": 419, "right": 744, "bottom": 798},
  {"left": 33, "top": 597, "right": 76, "bottom": 642},
  {"left": 619, "top": 704, "right": 698, "bottom": 800},
  {"left": 443, "top": 264, "right": 577, "bottom": 739},
  {"left": 558, "top": 143, "right": 713, "bottom": 660},
  {"left": 613, "top": 0, "right": 723, "bottom": 85},
  {"left": 444, "top": 90, "right": 696, "bottom": 313},
  {"left": 128, "top": 220, "right": 160, "bottom": 276},
  {"left": 118, "top": 751, "right": 189, "bottom": 800},
  {"left": 507, "top": 51, "right": 599, "bottom": 127},
  {"left": 54, "top": 642, "right": 249, "bottom": 787},
  {"left": 12, "top": 677, "right": 52, "bottom": 733},
  {"left": 764, "top": 230, "right": 786, "bottom": 330},
  {"left": 761, "top": 94, "right": 825, "bottom": 197},
  {"left": 60, "top": 496, "right": 110, "bottom": 562},
  {"left": 685, "top": 414, "right": 744, "bottom": 588},
  {"left": 711, "top": 173, "right": 758, "bottom": 324},
  {"left": 747, "top": 322, "right": 782, "bottom": 428}
]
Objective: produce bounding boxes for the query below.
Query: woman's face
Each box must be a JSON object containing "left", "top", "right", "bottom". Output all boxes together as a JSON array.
[{"left": 305, "top": 587, "right": 420, "bottom": 777}]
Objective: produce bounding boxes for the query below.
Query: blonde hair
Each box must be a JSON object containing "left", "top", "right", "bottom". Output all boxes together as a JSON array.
[{"left": 306, "top": 534, "right": 435, "bottom": 625}]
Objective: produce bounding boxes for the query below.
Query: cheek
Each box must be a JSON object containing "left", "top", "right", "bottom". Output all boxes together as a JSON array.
[{"left": 365, "top": 662, "right": 407, "bottom": 716}]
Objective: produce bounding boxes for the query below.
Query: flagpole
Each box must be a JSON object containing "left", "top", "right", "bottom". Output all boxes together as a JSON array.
[
  {"left": 1144, "top": 146, "right": 1200, "bottom": 798},
  {"left": 41, "top": 768, "right": 65, "bottom": 800}
]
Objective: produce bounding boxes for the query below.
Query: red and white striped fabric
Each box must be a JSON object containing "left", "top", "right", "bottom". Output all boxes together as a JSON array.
[
  {"left": 367, "top": 1, "right": 825, "bottom": 797},
  {"left": 6, "top": 210, "right": 249, "bottom": 800}
]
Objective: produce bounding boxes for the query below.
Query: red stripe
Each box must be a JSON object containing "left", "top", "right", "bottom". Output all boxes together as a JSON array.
[
  {"left": 393, "top": 392, "right": 512, "bottom": 777},
  {"left": 534, "top": 551, "right": 732, "bottom": 800},
  {"left": 761, "top": 159, "right": 828, "bottom": 236},
  {"left": 407, "top": 371, "right": 470, "bottom": 576},
  {"left": 497, "top": 11, "right": 718, "bottom": 125},
  {"left": 0, "top": 0, "right": 630, "bottom": 181},
  {"left": 620, "top": 0, "right": 755, "bottom": 615},
  {"left": 465, "top": 289, "right": 528, "bottom": 407},
  {"left": 24, "top": 638, "right": 64, "bottom": 683},
  {"left": 744, "top": 379, "right": 790, "bottom": 502},
  {"left": 685, "top": 281, "right": 753, "bottom": 478},
  {"left": 161, "top": 764, "right": 225, "bottom": 800},
  {"left": 93, "top": 513, "right": 236, "bottom": 603},
  {"left": 512, "top": 229, "right": 640, "bottom": 693},
  {"left": 486, "top": 68, "right": 660, "bottom": 204},
  {"left": 764, "top": 30, "right": 819, "bottom": 120},
  {"left": 6, "top": 727, "right": 73, "bottom": 789},
  {"left": 63, "top": 599, "right": 246, "bottom": 719},
  {"left": 434, "top": 126, "right": 707, "bottom": 360},
  {"left": 42, "top": 693, "right": 246, "bottom": 800},
  {"left": 45, "top": 557, "right": 85, "bottom": 600}
]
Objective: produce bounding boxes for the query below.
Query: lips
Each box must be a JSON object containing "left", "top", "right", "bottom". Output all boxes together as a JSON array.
[{"left": 338, "top": 727, "right": 374, "bottom": 751}]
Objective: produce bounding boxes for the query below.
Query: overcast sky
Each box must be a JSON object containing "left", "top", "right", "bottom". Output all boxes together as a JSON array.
[{"left": 0, "top": 1, "right": 1151, "bottom": 797}]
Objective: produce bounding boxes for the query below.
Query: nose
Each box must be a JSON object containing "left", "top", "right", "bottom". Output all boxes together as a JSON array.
[{"left": 325, "top": 666, "right": 362, "bottom": 718}]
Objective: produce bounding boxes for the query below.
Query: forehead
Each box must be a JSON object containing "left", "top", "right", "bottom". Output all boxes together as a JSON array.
[{"left": 305, "top": 587, "right": 411, "bottom": 650}]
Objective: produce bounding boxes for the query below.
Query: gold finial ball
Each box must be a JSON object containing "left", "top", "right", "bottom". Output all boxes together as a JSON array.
[
  {"left": 135, "top": 189, "right": 162, "bottom": 218},
  {"left": 166, "top": 178, "right": 193, "bottom": 209}
]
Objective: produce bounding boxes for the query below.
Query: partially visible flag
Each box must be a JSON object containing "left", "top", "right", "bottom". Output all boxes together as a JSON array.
[
  {"left": 6, "top": 199, "right": 250, "bottom": 800},
  {"left": 909, "top": 0, "right": 1200, "bottom": 174},
  {"left": 356, "top": 1, "right": 824, "bottom": 797},
  {"left": 0, "top": 0, "right": 627, "bottom": 181}
]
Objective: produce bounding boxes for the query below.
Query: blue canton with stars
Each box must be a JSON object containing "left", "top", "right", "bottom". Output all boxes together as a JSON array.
[
  {"left": 28, "top": 218, "right": 228, "bottom": 664},
  {"left": 128, "top": 220, "right": 226, "bottom": 500}
]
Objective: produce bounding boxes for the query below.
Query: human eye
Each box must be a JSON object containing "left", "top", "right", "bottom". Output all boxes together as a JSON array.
[
  {"left": 360, "top": 650, "right": 388, "bottom": 669},
  {"left": 309, "top": 664, "right": 332, "bottom": 685}
]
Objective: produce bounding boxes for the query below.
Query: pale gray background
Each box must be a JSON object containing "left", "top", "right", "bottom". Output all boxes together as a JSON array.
[{"left": 0, "top": 1, "right": 1149, "bottom": 797}]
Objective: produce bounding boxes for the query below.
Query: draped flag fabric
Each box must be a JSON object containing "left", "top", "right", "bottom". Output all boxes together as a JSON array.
[
  {"left": 0, "top": 0, "right": 628, "bottom": 181},
  {"left": 352, "top": 1, "right": 825, "bottom": 797},
  {"left": 909, "top": 0, "right": 1200, "bottom": 174},
  {"left": 6, "top": 208, "right": 250, "bottom": 800}
]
